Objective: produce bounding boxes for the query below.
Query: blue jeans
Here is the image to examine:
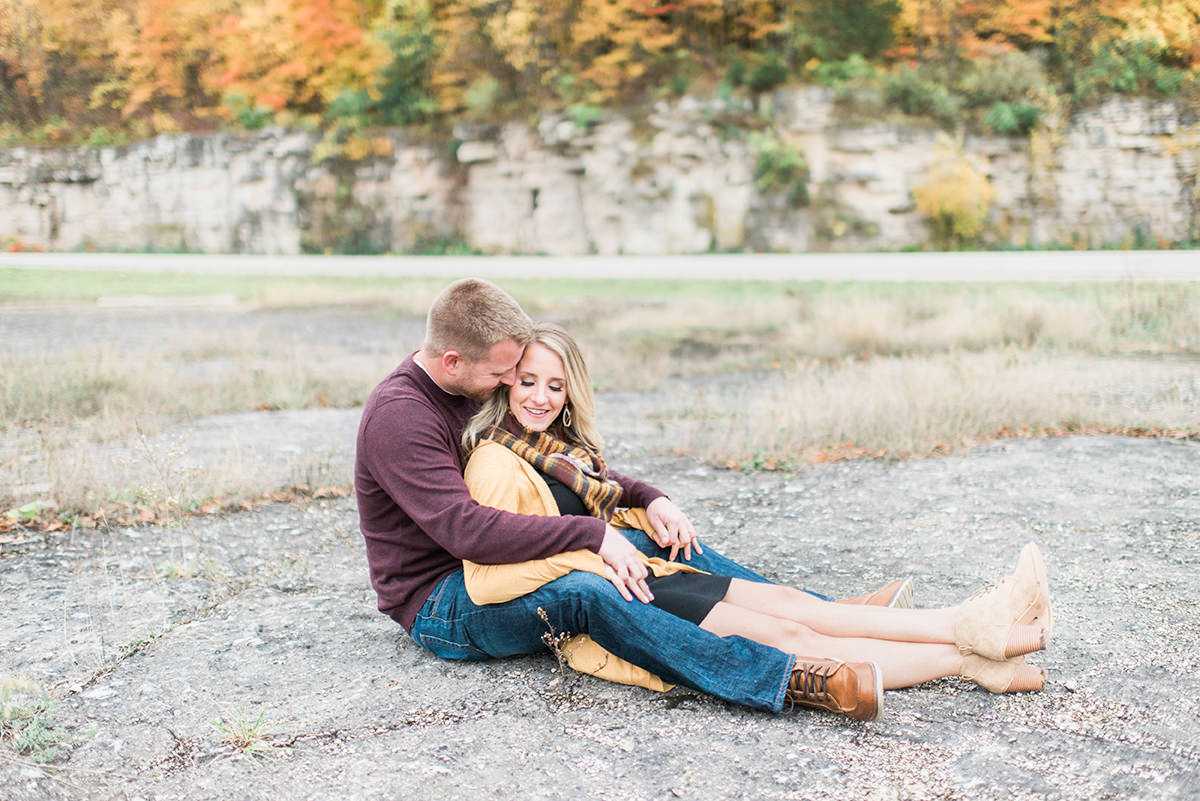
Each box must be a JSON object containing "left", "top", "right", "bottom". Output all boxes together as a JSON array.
[{"left": 409, "top": 530, "right": 802, "bottom": 713}]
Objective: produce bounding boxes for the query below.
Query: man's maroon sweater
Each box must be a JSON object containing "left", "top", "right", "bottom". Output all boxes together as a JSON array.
[{"left": 356, "top": 355, "right": 665, "bottom": 631}]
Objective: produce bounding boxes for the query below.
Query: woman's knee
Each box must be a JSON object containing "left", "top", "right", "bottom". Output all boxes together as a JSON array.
[
  {"left": 776, "top": 619, "right": 821, "bottom": 649},
  {"left": 780, "top": 585, "right": 824, "bottom": 607}
]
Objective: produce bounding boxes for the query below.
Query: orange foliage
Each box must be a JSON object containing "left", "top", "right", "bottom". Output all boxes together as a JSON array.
[
  {"left": 214, "top": 0, "right": 387, "bottom": 113},
  {"left": 107, "top": 0, "right": 233, "bottom": 118},
  {"left": 106, "top": 0, "right": 386, "bottom": 127},
  {"left": 4, "top": 0, "right": 1199, "bottom": 139},
  {"left": 893, "top": 0, "right": 1200, "bottom": 67},
  {"left": 1, "top": 0, "right": 124, "bottom": 125},
  {"left": 428, "top": 0, "right": 736, "bottom": 112}
]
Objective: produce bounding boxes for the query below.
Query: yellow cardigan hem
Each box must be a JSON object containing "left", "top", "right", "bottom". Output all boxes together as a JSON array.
[{"left": 462, "top": 440, "right": 695, "bottom": 693}]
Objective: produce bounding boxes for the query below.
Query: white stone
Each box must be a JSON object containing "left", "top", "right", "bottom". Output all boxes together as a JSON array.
[{"left": 455, "top": 141, "right": 499, "bottom": 164}]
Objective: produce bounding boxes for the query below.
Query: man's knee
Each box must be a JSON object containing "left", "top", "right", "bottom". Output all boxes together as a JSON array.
[
  {"left": 534, "top": 570, "right": 661, "bottom": 632},
  {"left": 540, "top": 569, "right": 617, "bottom": 604}
]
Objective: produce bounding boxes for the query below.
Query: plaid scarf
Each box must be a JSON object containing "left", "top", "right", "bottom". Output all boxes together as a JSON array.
[{"left": 487, "top": 414, "right": 623, "bottom": 521}]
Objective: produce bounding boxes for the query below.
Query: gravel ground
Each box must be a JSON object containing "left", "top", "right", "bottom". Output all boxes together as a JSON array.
[
  {"left": 2, "top": 303, "right": 1199, "bottom": 800},
  {"left": 2, "top": 431, "right": 1198, "bottom": 800}
]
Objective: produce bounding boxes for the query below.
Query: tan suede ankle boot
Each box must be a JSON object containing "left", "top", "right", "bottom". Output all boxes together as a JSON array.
[
  {"left": 954, "top": 542, "right": 1052, "bottom": 661},
  {"left": 960, "top": 654, "right": 1046, "bottom": 693}
]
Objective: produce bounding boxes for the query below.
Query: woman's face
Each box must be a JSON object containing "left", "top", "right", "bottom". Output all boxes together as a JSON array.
[{"left": 508, "top": 342, "right": 567, "bottom": 432}]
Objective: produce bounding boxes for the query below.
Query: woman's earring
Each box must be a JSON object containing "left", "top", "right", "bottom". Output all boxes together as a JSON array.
[{"left": 562, "top": 405, "right": 573, "bottom": 428}]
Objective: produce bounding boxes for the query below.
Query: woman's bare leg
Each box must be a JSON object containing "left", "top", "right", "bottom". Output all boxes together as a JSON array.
[
  {"left": 700, "top": 601, "right": 963, "bottom": 689},
  {"left": 723, "top": 578, "right": 960, "bottom": 644}
]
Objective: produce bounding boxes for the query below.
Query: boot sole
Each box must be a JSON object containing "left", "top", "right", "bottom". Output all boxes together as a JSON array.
[
  {"left": 866, "top": 661, "right": 884, "bottom": 721},
  {"left": 886, "top": 577, "right": 915, "bottom": 609}
]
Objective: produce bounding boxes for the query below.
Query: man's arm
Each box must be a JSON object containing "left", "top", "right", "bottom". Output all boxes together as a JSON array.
[
  {"left": 609, "top": 469, "right": 666, "bottom": 510},
  {"left": 364, "top": 399, "right": 604, "bottom": 563},
  {"left": 608, "top": 469, "right": 701, "bottom": 560}
]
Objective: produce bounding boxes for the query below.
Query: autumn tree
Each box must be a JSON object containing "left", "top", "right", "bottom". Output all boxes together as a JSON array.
[
  {"left": 794, "top": 0, "right": 902, "bottom": 62},
  {"left": 371, "top": 0, "right": 438, "bottom": 125},
  {"left": 4, "top": 0, "right": 1198, "bottom": 142},
  {"left": 1, "top": 0, "right": 125, "bottom": 133},
  {"left": 104, "top": 0, "right": 234, "bottom": 129},
  {"left": 213, "top": 0, "right": 388, "bottom": 118}
]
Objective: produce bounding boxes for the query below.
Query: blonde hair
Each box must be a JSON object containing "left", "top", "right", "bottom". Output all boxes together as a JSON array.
[
  {"left": 462, "top": 323, "right": 604, "bottom": 453},
  {"left": 424, "top": 278, "right": 533, "bottom": 362}
]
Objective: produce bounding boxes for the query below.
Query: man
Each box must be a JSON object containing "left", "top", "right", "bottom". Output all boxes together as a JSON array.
[{"left": 356, "top": 278, "right": 897, "bottom": 721}]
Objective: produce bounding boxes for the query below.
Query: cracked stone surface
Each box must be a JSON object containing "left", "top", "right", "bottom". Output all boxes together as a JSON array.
[
  {"left": 2, "top": 429, "right": 1198, "bottom": 800},
  {"left": 2, "top": 301, "right": 1198, "bottom": 799}
]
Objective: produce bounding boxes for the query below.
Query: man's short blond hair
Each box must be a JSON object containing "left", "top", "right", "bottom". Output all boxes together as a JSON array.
[{"left": 424, "top": 278, "right": 533, "bottom": 361}]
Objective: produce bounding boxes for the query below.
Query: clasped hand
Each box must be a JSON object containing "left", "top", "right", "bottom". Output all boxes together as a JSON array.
[
  {"left": 597, "top": 498, "right": 703, "bottom": 602},
  {"left": 597, "top": 526, "right": 653, "bottom": 603},
  {"left": 645, "top": 496, "right": 703, "bottom": 561}
]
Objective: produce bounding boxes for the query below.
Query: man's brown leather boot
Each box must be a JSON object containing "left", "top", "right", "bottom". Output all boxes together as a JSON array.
[
  {"left": 835, "top": 577, "right": 915, "bottom": 609},
  {"left": 787, "top": 659, "right": 883, "bottom": 722}
]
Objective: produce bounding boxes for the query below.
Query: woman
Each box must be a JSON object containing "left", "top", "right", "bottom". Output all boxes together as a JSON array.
[{"left": 460, "top": 323, "right": 1052, "bottom": 710}]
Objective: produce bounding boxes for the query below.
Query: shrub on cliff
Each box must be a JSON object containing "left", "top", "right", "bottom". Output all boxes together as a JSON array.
[
  {"left": 912, "top": 138, "right": 995, "bottom": 249},
  {"left": 751, "top": 133, "right": 811, "bottom": 208},
  {"left": 884, "top": 66, "right": 964, "bottom": 129}
]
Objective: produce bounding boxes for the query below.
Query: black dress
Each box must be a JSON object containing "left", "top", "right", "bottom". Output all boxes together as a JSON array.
[{"left": 538, "top": 470, "right": 731, "bottom": 626}]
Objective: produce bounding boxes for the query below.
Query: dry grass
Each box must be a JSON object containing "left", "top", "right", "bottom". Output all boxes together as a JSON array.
[
  {"left": 563, "top": 282, "right": 1199, "bottom": 393},
  {"left": 1, "top": 337, "right": 392, "bottom": 429},
  {"left": 670, "top": 353, "right": 1199, "bottom": 466},
  {"left": 2, "top": 278, "right": 1197, "bottom": 525},
  {"left": 1, "top": 329, "right": 390, "bottom": 522}
]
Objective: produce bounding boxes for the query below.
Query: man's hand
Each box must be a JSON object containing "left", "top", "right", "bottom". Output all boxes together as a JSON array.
[
  {"left": 597, "top": 525, "right": 653, "bottom": 603},
  {"left": 646, "top": 496, "right": 703, "bottom": 562}
]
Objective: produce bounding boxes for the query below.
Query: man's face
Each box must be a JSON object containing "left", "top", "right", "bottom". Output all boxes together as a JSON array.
[{"left": 454, "top": 339, "right": 523, "bottom": 401}]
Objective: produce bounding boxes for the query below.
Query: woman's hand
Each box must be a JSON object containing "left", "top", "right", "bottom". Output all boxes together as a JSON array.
[
  {"left": 646, "top": 497, "right": 703, "bottom": 562},
  {"left": 598, "top": 526, "right": 653, "bottom": 603}
]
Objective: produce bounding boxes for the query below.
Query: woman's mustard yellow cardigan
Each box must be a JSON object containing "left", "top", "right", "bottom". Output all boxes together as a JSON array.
[{"left": 462, "top": 440, "right": 701, "bottom": 692}]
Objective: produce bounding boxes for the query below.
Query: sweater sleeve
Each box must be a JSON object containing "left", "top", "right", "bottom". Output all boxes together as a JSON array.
[
  {"left": 361, "top": 397, "right": 605, "bottom": 564},
  {"left": 609, "top": 469, "right": 667, "bottom": 510}
]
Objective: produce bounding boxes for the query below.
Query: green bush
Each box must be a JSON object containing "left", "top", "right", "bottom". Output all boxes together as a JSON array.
[
  {"left": 553, "top": 73, "right": 583, "bottom": 104},
  {"left": 982, "top": 101, "right": 1040, "bottom": 134},
  {"left": 747, "top": 53, "right": 789, "bottom": 93},
  {"left": 751, "top": 133, "right": 811, "bottom": 208},
  {"left": 224, "top": 94, "right": 276, "bottom": 130},
  {"left": 787, "top": 181, "right": 811, "bottom": 208},
  {"left": 464, "top": 77, "right": 503, "bottom": 118},
  {"left": 814, "top": 54, "right": 876, "bottom": 88},
  {"left": 798, "top": 0, "right": 900, "bottom": 61},
  {"left": 326, "top": 89, "right": 371, "bottom": 121},
  {"left": 725, "top": 59, "right": 747, "bottom": 89},
  {"left": 376, "top": 6, "right": 437, "bottom": 126},
  {"left": 87, "top": 127, "right": 114, "bottom": 148},
  {"left": 1072, "top": 40, "right": 1189, "bottom": 102},
  {"left": 883, "top": 65, "right": 963, "bottom": 128},
  {"left": 567, "top": 104, "right": 602, "bottom": 131},
  {"left": 959, "top": 50, "right": 1053, "bottom": 109}
]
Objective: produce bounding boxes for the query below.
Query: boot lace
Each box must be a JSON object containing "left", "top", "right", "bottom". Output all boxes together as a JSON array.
[
  {"left": 786, "top": 661, "right": 834, "bottom": 711},
  {"left": 963, "top": 575, "right": 1010, "bottom": 605}
]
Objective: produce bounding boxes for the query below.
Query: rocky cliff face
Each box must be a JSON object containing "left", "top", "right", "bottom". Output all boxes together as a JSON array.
[{"left": 1, "top": 89, "right": 1196, "bottom": 254}]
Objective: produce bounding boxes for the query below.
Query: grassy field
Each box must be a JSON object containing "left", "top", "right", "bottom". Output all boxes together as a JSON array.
[{"left": 2, "top": 268, "right": 1197, "bottom": 525}]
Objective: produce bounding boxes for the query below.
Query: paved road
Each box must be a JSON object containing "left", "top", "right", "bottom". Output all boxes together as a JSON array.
[{"left": 2, "top": 250, "right": 1198, "bottom": 281}]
